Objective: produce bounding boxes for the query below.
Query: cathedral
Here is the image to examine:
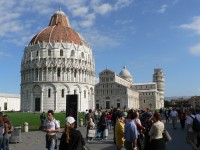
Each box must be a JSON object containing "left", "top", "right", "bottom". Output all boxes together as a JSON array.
[
  {"left": 95, "top": 66, "right": 164, "bottom": 110},
  {"left": 21, "top": 10, "right": 95, "bottom": 112}
]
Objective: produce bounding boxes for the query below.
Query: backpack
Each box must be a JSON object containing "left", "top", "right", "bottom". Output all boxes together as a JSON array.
[{"left": 190, "top": 116, "right": 200, "bottom": 132}]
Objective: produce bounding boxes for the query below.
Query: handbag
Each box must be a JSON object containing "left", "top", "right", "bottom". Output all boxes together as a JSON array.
[
  {"left": 88, "top": 129, "right": 96, "bottom": 138},
  {"left": 162, "top": 129, "right": 172, "bottom": 142},
  {"left": 103, "top": 128, "right": 108, "bottom": 137}
]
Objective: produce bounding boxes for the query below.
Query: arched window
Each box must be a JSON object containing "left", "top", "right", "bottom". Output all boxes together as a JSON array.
[
  {"left": 57, "top": 68, "right": 61, "bottom": 77},
  {"left": 48, "top": 49, "right": 51, "bottom": 56},
  {"left": 84, "top": 90, "right": 86, "bottom": 98},
  {"left": 60, "top": 49, "right": 63, "bottom": 56},
  {"left": 81, "top": 52, "right": 84, "bottom": 58},
  {"left": 71, "top": 50, "right": 75, "bottom": 57},
  {"left": 48, "top": 89, "right": 51, "bottom": 98},
  {"left": 61, "top": 89, "right": 64, "bottom": 98}
]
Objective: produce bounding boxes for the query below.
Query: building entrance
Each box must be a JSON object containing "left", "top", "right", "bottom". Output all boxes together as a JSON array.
[{"left": 35, "top": 98, "right": 41, "bottom": 111}]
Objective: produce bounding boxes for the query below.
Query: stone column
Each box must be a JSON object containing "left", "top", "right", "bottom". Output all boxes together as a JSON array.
[
  {"left": 30, "top": 92, "right": 33, "bottom": 112},
  {"left": 54, "top": 90, "right": 57, "bottom": 112}
]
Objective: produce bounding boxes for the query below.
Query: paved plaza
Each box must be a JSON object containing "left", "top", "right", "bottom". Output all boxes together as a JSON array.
[{"left": 9, "top": 120, "right": 192, "bottom": 150}]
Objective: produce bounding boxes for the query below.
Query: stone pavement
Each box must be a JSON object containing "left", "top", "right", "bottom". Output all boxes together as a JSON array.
[{"left": 9, "top": 120, "right": 192, "bottom": 150}]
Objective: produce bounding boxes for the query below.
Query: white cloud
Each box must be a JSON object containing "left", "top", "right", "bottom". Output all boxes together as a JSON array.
[
  {"left": 0, "top": 51, "right": 10, "bottom": 58},
  {"left": 94, "top": 3, "right": 113, "bottom": 15},
  {"left": 71, "top": 6, "right": 89, "bottom": 17},
  {"left": 0, "top": 0, "right": 134, "bottom": 47},
  {"left": 81, "top": 28, "right": 120, "bottom": 49},
  {"left": 114, "top": 0, "right": 134, "bottom": 10},
  {"left": 157, "top": 4, "right": 168, "bottom": 13},
  {"left": 180, "top": 16, "right": 200, "bottom": 34},
  {"left": 189, "top": 43, "right": 200, "bottom": 56}
]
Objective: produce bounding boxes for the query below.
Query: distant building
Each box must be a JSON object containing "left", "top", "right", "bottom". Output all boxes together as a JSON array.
[
  {"left": 171, "top": 98, "right": 188, "bottom": 105},
  {"left": 0, "top": 94, "right": 20, "bottom": 111},
  {"left": 21, "top": 10, "right": 95, "bottom": 112},
  {"left": 95, "top": 67, "right": 165, "bottom": 110},
  {"left": 188, "top": 96, "right": 200, "bottom": 108}
]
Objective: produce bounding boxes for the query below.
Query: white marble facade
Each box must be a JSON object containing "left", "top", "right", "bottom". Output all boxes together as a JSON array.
[
  {"left": 21, "top": 10, "right": 95, "bottom": 112},
  {"left": 95, "top": 67, "right": 164, "bottom": 110}
]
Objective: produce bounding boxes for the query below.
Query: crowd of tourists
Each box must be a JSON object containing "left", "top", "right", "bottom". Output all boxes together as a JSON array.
[
  {"left": 40, "top": 106, "right": 200, "bottom": 150},
  {"left": 163, "top": 107, "right": 200, "bottom": 150},
  {"left": 83, "top": 108, "right": 167, "bottom": 150}
]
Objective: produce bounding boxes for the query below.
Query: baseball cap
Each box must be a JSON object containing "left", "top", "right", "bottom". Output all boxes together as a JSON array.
[{"left": 66, "top": 116, "right": 76, "bottom": 125}]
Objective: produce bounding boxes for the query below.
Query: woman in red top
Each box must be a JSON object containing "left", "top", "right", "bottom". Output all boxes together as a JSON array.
[{"left": 107, "top": 112, "right": 112, "bottom": 131}]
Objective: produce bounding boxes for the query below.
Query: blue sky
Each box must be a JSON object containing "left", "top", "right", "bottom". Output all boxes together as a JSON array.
[{"left": 0, "top": 0, "right": 200, "bottom": 97}]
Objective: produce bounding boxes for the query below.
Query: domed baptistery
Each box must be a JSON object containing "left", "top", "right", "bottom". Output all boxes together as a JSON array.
[{"left": 21, "top": 10, "right": 95, "bottom": 112}]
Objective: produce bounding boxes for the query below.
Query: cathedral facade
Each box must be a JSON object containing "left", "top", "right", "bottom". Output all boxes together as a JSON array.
[
  {"left": 21, "top": 10, "right": 95, "bottom": 112},
  {"left": 95, "top": 67, "right": 164, "bottom": 110}
]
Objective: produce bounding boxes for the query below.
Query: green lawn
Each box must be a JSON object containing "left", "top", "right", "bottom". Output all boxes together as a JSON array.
[{"left": 5, "top": 112, "right": 86, "bottom": 131}]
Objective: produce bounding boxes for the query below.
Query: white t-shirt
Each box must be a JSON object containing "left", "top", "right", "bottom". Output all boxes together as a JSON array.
[
  {"left": 44, "top": 119, "right": 60, "bottom": 135},
  {"left": 186, "top": 115, "right": 195, "bottom": 132}
]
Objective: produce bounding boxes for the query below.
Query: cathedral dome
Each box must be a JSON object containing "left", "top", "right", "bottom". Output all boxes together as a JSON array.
[
  {"left": 29, "top": 9, "right": 88, "bottom": 47},
  {"left": 119, "top": 66, "right": 133, "bottom": 82}
]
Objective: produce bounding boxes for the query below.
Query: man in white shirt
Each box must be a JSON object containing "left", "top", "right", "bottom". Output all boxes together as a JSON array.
[
  {"left": 43, "top": 110, "right": 60, "bottom": 150},
  {"left": 170, "top": 108, "right": 178, "bottom": 129}
]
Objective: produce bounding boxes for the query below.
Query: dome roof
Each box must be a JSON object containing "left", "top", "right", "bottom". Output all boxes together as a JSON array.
[
  {"left": 29, "top": 9, "right": 88, "bottom": 47},
  {"left": 119, "top": 66, "right": 132, "bottom": 79}
]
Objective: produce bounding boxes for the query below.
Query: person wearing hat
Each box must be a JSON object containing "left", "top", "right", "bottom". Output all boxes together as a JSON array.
[
  {"left": 115, "top": 112, "right": 126, "bottom": 150},
  {"left": 59, "top": 116, "right": 85, "bottom": 150}
]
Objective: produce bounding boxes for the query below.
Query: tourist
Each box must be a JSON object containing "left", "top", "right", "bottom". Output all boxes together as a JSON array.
[
  {"left": 111, "top": 108, "right": 118, "bottom": 143},
  {"left": 85, "top": 109, "right": 94, "bottom": 140},
  {"left": 135, "top": 112, "right": 145, "bottom": 150},
  {"left": 186, "top": 109, "right": 198, "bottom": 150},
  {"left": 98, "top": 112, "right": 107, "bottom": 140},
  {"left": 148, "top": 112, "right": 165, "bottom": 150},
  {"left": 179, "top": 109, "right": 186, "bottom": 129},
  {"left": 0, "top": 112, "right": 4, "bottom": 149},
  {"left": 87, "top": 117, "right": 95, "bottom": 142},
  {"left": 115, "top": 112, "right": 126, "bottom": 150},
  {"left": 164, "top": 109, "right": 170, "bottom": 123},
  {"left": 43, "top": 110, "right": 60, "bottom": 150},
  {"left": 124, "top": 111, "right": 138, "bottom": 150},
  {"left": 40, "top": 112, "right": 46, "bottom": 130},
  {"left": 59, "top": 116, "right": 85, "bottom": 150},
  {"left": 2, "top": 114, "right": 12, "bottom": 150},
  {"left": 106, "top": 112, "right": 112, "bottom": 131},
  {"left": 195, "top": 108, "right": 200, "bottom": 148},
  {"left": 94, "top": 109, "right": 99, "bottom": 124},
  {"left": 170, "top": 108, "right": 178, "bottom": 129}
]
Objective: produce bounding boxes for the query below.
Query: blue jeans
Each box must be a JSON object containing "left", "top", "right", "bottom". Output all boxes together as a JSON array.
[
  {"left": 46, "top": 135, "right": 57, "bottom": 150},
  {"left": 3, "top": 134, "right": 11, "bottom": 150},
  {"left": 0, "top": 136, "right": 4, "bottom": 149}
]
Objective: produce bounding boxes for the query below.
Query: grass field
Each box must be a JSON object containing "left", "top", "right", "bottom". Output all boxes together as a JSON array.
[{"left": 5, "top": 112, "right": 85, "bottom": 131}]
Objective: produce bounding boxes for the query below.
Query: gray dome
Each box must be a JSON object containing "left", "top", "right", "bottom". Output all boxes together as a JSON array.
[{"left": 119, "top": 66, "right": 133, "bottom": 82}]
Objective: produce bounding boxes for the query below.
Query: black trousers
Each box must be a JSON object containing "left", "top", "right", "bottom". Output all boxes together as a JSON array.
[{"left": 150, "top": 138, "right": 165, "bottom": 150}]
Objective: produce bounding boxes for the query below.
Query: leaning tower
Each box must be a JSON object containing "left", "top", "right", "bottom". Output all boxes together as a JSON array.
[
  {"left": 153, "top": 68, "right": 165, "bottom": 108},
  {"left": 21, "top": 9, "right": 95, "bottom": 112}
]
